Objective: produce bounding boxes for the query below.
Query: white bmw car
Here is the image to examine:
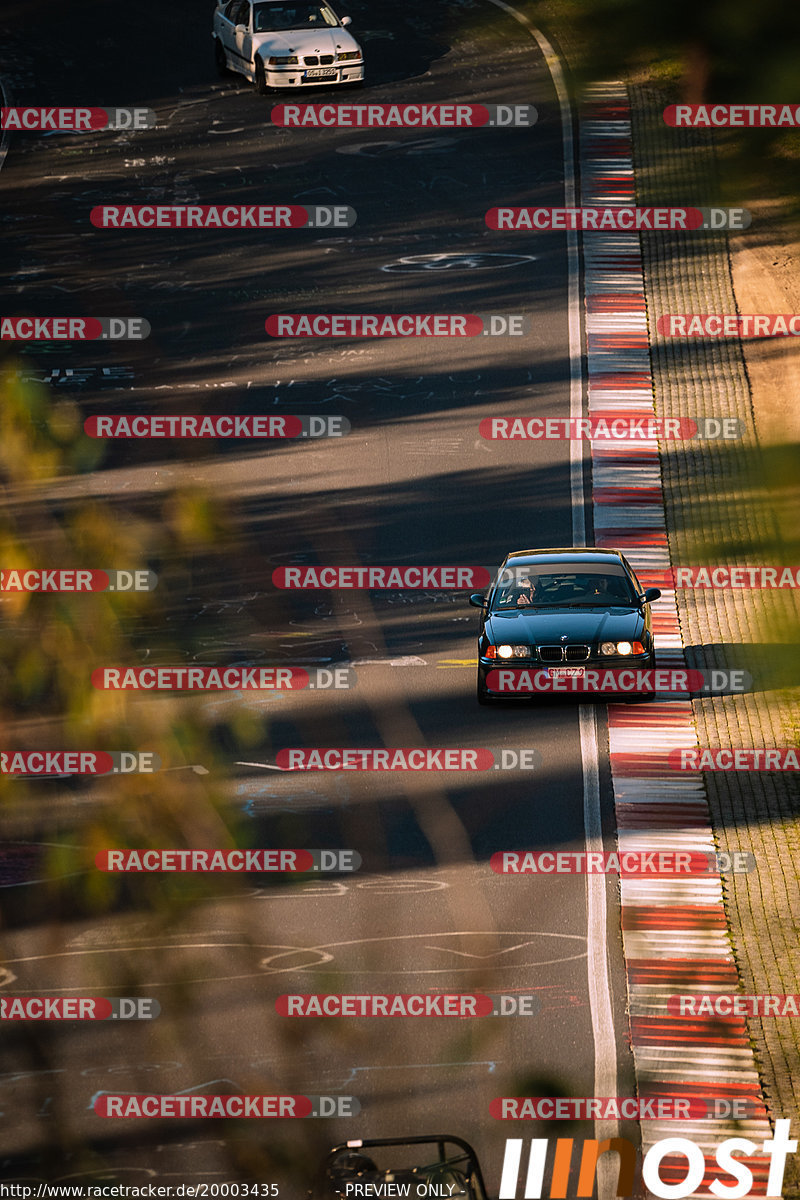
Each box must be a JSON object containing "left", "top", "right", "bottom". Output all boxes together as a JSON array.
[{"left": 213, "top": 0, "right": 364, "bottom": 93}]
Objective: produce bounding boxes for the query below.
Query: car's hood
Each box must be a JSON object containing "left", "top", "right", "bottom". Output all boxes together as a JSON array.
[
  {"left": 253, "top": 27, "right": 360, "bottom": 55},
  {"left": 485, "top": 606, "right": 645, "bottom": 644}
]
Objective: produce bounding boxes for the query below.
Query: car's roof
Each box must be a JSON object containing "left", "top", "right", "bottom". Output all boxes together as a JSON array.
[{"left": 503, "top": 547, "right": 625, "bottom": 566}]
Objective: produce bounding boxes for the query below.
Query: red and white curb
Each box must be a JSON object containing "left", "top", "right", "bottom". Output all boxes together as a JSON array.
[{"left": 581, "top": 82, "right": 772, "bottom": 1191}]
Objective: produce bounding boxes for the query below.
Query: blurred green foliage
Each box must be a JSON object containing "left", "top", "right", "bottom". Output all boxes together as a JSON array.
[
  {"left": 529, "top": 0, "right": 800, "bottom": 221},
  {"left": 0, "top": 365, "right": 299, "bottom": 1181}
]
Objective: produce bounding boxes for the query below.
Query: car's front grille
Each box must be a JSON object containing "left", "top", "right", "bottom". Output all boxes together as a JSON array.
[
  {"left": 304, "top": 55, "right": 319, "bottom": 64},
  {"left": 565, "top": 644, "right": 590, "bottom": 661},
  {"left": 538, "top": 646, "right": 563, "bottom": 663},
  {"left": 537, "top": 644, "right": 591, "bottom": 662},
  {"left": 320, "top": 54, "right": 334, "bottom": 64}
]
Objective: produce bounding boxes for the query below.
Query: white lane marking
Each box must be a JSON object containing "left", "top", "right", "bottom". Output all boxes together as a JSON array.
[
  {"left": 484, "top": 3, "right": 619, "bottom": 1178},
  {"left": 260, "top": 930, "right": 587, "bottom": 976},
  {"left": 235, "top": 760, "right": 289, "bottom": 771},
  {"left": 335, "top": 1060, "right": 502, "bottom": 1089},
  {"left": 482, "top": 5, "right": 586, "bottom": 543},
  {"left": 0, "top": 941, "right": 334, "bottom": 987},
  {"left": 580, "top": 705, "right": 619, "bottom": 1157},
  {"left": 350, "top": 655, "right": 428, "bottom": 666},
  {"left": 425, "top": 939, "right": 566, "bottom": 960}
]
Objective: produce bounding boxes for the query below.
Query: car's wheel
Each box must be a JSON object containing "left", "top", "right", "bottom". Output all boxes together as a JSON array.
[
  {"left": 214, "top": 38, "right": 227, "bottom": 76},
  {"left": 254, "top": 58, "right": 269, "bottom": 94},
  {"left": 477, "top": 675, "right": 493, "bottom": 706}
]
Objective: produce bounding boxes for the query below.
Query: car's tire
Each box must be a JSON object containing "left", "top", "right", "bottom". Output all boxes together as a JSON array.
[
  {"left": 254, "top": 58, "right": 269, "bottom": 94},
  {"left": 477, "top": 675, "right": 493, "bottom": 706},
  {"left": 214, "top": 38, "right": 227, "bottom": 76}
]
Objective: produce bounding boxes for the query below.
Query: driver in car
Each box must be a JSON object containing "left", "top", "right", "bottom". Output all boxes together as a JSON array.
[{"left": 513, "top": 575, "right": 539, "bottom": 607}]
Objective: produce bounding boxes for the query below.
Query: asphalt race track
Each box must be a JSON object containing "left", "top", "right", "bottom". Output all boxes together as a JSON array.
[{"left": 0, "top": 0, "right": 639, "bottom": 1193}]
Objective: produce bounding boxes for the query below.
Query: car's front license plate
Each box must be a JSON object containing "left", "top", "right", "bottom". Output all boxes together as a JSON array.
[
  {"left": 304, "top": 68, "right": 337, "bottom": 78},
  {"left": 547, "top": 667, "right": 585, "bottom": 678}
]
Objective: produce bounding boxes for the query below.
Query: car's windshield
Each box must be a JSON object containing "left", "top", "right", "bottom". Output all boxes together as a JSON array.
[
  {"left": 253, "top": 1, "right": 340, "bottom": 31},
  {"left": 491, "top": 569, "right": 638, "bottom": 610}
]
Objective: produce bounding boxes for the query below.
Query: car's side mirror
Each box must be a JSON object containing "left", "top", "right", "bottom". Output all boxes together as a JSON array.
[
  {"left": 640, "top": 587, "right": 661, "bottom": 605},
  {"left": 469, "top": 592, "right": 488, "bottom": 609},
  {"left": 235, "top": 22, "right": 247, "bottom": 33},
  {"left": 340, "top": 14, "right": 352, "bottom": 24}
]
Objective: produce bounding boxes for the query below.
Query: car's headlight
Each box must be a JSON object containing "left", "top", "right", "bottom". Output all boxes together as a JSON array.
[
  {"left": 600, "top": 640, "right": 645, "bottom": 656},
  {"left": 337, "top": 50, "right": 361, "bottom": 60},
  {"left": 268, "top": 55, "right": 298, "bottom": 65},
  {"left": 485, "top": 644, "right": 529, "bottom": 659}
]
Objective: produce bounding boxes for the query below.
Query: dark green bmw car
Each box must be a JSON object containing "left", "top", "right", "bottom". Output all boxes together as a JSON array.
[{"left": 471, "top": 547, "right": 661, "bottom": 704}]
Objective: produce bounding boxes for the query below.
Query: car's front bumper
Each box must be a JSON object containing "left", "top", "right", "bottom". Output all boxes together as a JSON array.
[
  {"left": 478, "top": 653, "right": 656, "bottom": 699},
  {"left": 265, "top": 63, "right": 364, "bottom": 87}
]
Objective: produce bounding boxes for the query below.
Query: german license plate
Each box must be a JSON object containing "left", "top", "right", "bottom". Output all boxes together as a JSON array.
[
  {"left": 547, "top": 667, "right": 585, "bottom": 678},
  {"left": 304, "top": 68, "right": 337, "bottom": 78}
]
